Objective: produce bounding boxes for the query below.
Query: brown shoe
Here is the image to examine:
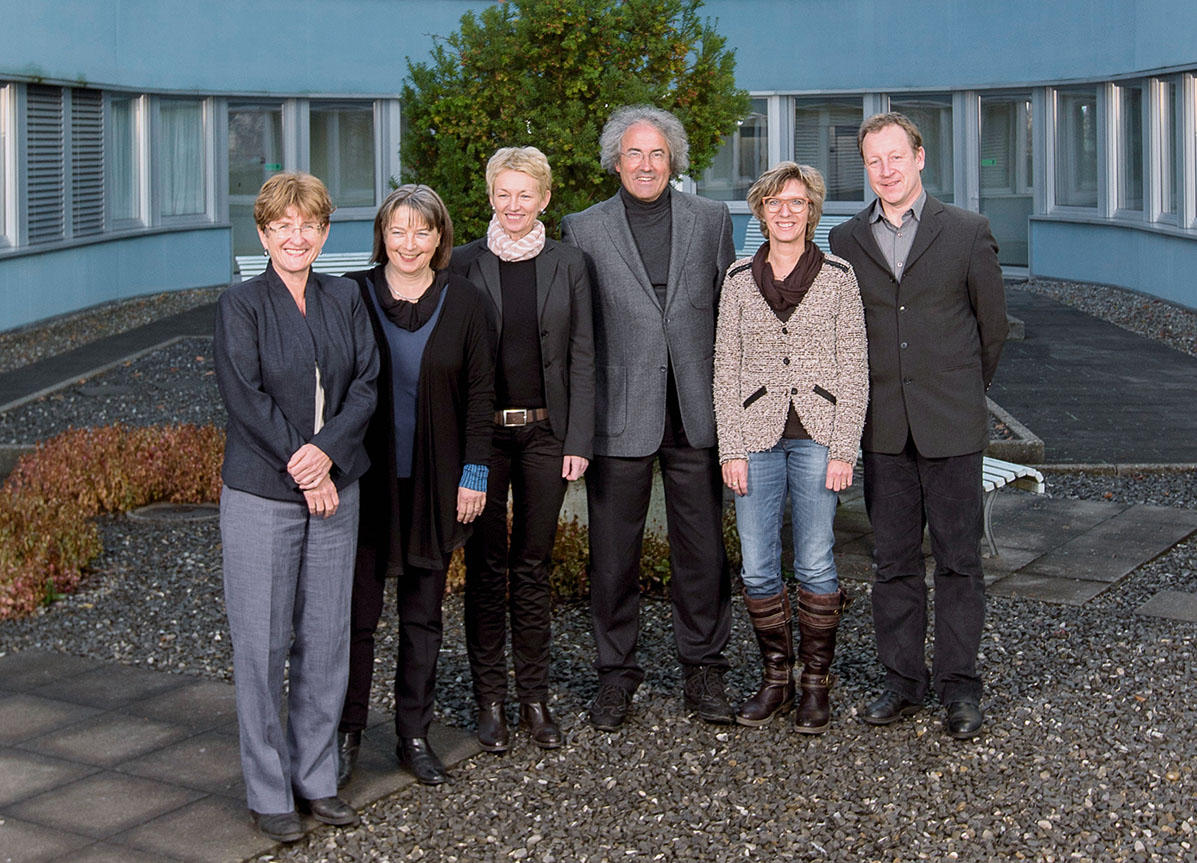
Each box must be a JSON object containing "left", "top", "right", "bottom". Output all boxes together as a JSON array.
[
  {"left": 519, "top": 702, "right": 563, "bottom": 749},
  {"left": 476, "top": 702, "right": 510, "bottom": 752},
  {"left": 735, "top": 590, "right": 795, "bottom": 727},
  {"left": 793, "top": 588, "right": 853, "bottom": 734}
]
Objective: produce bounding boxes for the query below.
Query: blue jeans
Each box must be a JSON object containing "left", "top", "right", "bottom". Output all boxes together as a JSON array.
[{"left": 734, "top": 438, "right": 839, "bottom": 599}]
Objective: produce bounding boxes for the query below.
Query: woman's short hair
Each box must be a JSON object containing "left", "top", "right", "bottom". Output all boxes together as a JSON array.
[
  {"left": 598, "top": 105, "right": 690, "bottom": 177},
  {"left": 746, "top": 162, "right": 827, "bottom": 243},
  {"left": 371, "top": 184, "right": 454, "bottom": 270},
  {"left": 253, "top": 172, "right": 334, "bottom": 230},
  {"left": 857, "top": 112, "right": 923, "bottom": 156},
  {"left": 486, "top": 146, "right": 553, "bottom": 198}
]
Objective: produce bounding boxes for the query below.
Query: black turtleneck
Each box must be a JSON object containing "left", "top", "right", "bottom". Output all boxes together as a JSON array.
[{"left": 620, "top": 185, "right": 672, "bottom": 308}]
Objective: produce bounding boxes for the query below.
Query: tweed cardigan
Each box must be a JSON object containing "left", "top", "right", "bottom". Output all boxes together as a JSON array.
[{"left": 713, "top": 252, "right": 868, "bottom": 466}]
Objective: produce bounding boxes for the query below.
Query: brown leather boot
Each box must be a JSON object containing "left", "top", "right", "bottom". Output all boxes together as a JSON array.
[
  {"left": 794, "top": 588, "right": 853, "bottom": 734},
  {"left": 735, "top": 590, "right": 795, "bottom": 726}
]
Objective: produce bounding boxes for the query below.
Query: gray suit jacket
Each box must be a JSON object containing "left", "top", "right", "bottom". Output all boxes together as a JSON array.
[
  {"left": 561, "top": 190, "right": 734, "bottom": 457},
  {"left": 450, "top": 236, "right": 596, "bottom": 459},
  {"left": 829, "top": 195, "right": 1008, "bottom": 458}
]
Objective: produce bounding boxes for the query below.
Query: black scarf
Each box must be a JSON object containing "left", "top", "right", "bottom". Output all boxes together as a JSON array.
[
  {"left": 750, "top": 240, "right": 825, "bottom": 321},
  {"left": 371, "top": 265, "right": 448, "bottom": 331}
]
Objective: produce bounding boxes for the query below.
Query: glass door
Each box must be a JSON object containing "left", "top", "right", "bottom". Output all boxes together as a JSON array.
[
  {"left": 228, "top": 103, "right": 283, "bottom": 257},
  {"left": 978, "top": 94, "right": 1033, "bottom": 267}
]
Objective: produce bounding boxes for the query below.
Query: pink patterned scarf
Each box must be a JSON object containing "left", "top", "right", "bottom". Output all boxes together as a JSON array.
[{"left": 486, "top": 213, "right": 546, "bottom": 262}]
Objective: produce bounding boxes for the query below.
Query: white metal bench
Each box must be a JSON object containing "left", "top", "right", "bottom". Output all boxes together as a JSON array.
[
  {"left": 737, "top": 214, "right": 851, "bottom": 257},
  {"left": 981, "top": 455, "right": 1045, "bottom": 558},
  {"left": 234, "top": 252, "right": 373, "bottom": 280}
]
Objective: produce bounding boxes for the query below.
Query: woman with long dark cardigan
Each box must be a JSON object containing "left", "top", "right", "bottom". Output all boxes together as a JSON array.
[{"left": 335, "top": 184, "right": 494, "bottom": 787}]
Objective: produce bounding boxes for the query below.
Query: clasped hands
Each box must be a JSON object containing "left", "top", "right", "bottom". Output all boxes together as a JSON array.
[{"left": 288, "top": 443, "right": 338, "bottom": 518}]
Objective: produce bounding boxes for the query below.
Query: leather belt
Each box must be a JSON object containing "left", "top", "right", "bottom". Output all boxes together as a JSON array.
[{"left": 494, "top": 408, "right": 549, "bottom": 427}]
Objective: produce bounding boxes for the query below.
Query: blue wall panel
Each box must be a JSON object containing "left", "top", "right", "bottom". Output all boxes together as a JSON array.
[
  {"left": 0, "top": 228, "right": 231, "bottom": 329},
  {"left": 1030, "top": 219, "right": 1197, "bottom": 309}
]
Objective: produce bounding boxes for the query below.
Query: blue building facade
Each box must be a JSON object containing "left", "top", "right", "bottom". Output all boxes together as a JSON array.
[{"left": 1, "top": 0, "right": 1195, "bottom": 328}]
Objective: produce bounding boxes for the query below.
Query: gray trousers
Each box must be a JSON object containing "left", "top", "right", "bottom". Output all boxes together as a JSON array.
[{"left": 221, "top": 482, "right": 359, "bottom": 814}]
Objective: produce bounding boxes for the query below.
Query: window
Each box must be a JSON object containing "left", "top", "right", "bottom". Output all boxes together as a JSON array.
[
  {"left": 70, "top": 89, "right": 104, "bottom": 238},
  {"left": 1159, "top": 79, "right": 1178, "bottom": 218},
  {"left": 310, "top": 102, "right": 376, "bottom": 209},
  {"left": 0, "top": 84, "right": 9, "bottom": 242},
  {"left": 793, "top": 97, "right": 863, "bottom": 200},
  {"left": 26, "top": 84, "right": 65, "bottom": 244},
  {"left": 695, "top": 98, "right": 768, "bottom": 201},
  {"left": 1055, "top": 87, "right": 1099, "bottom": 208},
  {"left": 160, "top": 99, "right": 207, "bottom": 217},
  {"left": 109, "top": 95, "right": 141, "bottom": 224},
  {"left": 1116, "top": 83, "right": 1143, "bottom": 212},
  {"left": 890, "top": 95, "right": 953, "bottom": 203}
]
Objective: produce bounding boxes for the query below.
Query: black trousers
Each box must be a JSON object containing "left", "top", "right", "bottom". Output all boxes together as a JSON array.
[
  {"left": 586, "top": 443, "right": 731, "bottom": 692},
  {"left": 339, "top": 550, "right": 447, "bottom": 738},
  {"left": 463, "top": 421, "right": 567, "bottom": 705},
  {"left": 863, "top": 438, "right": 985, "bottom": 705}
]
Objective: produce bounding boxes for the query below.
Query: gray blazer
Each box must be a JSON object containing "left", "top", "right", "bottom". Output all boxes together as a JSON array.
[
  {"left": 561, "top": 190, "right": 734, "bottom": 458},
  {"left": 829, "top": 195, "right": 1008, "bottom": 458},
  {"left": 451, "top": 236, "right": 596, "bottom": 460}
]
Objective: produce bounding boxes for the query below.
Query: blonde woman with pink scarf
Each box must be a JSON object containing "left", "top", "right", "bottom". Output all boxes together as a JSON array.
[{"left": 450, "top": 147, "right": 595, "bottom": 753}]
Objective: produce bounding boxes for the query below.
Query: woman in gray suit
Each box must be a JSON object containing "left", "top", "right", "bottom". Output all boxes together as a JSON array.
[
  {"left": 214, "top": 172, "right": 378, "bottom": 842},
  {"left": 451, "top": 146, "right": 594, "bottom": 753}
]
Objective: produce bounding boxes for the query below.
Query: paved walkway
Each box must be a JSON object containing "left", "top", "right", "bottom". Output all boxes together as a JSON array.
[
  {"left": 2, "top": 289, "right": 1197, "bottom": 861},
  {"left": 990, "top": 290, "right": 1197, "bottom": 465}
]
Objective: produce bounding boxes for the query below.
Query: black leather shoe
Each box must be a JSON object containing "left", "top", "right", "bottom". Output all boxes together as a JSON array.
[
  {"left": 861, "top": 690, "right": 922, "bottom": 725},
  {"left": 589, "top": 683, "right": 632, "bottom": 731},
  {"left": 476, "top": 702, "right": 510, "bottom": 753},
  {"left": 336, "top": 730, "right": 361, "bottom": 788},
  {"left": 944, "top": 701, "right": 984, "bottom": 739},
  {"left": 251, "top": 810, "right": 303, "bottom": 843},
  {"left": 296, "top": 795, "right": 359, "bottom": 826},
  {"left": 519, "top": 702, "right": 563, "bottom": 749},
  {"left": 397, "top": 736, "right": 449, "bottom": 785},
  {"left": 683, "top": 666, "right": 735, "bottom": 725}
]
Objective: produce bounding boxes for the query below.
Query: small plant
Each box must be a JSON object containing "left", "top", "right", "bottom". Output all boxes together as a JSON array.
[{"left": 0, "top": 424, "right": 224, "bottom": 619}]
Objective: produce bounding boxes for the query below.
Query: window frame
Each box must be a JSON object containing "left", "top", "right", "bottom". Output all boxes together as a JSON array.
[
  {"left": 154, "top": 95, "right": 214, "bottom": 226},
  {"left": 308, "top": 99, "right": 380, "bottom": 216},
  {"left": 0, "top": 83, "right": 12, "bottom": 248},
  {"left": 1048, "top": 85, "right": 1104, "bottom": 213},
  {"left": 1111, "top": 80, "right": 1146, "bottom": 218},
  {"left": 106, "top": 92, "right": 148, "bottom": 230}
]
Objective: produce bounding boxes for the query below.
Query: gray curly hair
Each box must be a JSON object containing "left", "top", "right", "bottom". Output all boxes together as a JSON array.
[{"left": 599, "top": 105, "right": 690, "bottom": 177}]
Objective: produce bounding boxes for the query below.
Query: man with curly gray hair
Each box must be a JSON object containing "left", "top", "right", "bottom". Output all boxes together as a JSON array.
[{"left": 562, "top": 105, "right": 735, "bottom": 731}]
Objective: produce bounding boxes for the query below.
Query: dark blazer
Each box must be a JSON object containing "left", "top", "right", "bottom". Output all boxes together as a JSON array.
[
  {"left": 214, "top": 265, "right": 379, "bottom": 502},
  {"left": 346, "top": 267, "right": 494, "bottom": 572},
  {"left": 450, "top": 237, "right": 596, "bottom": 460},
  {"left": 829, "top": 195, "right": 1008, "bottom": 458},
  {"left": 561, "top": 190, "right": 735, "bottom": 457}
]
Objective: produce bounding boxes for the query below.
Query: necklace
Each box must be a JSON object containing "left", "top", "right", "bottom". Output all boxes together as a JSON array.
[{"left": 386, "top": 268, "right": 433, "bottom": 303}]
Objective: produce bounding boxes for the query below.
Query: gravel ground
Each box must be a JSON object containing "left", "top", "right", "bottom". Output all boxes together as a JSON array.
[
  {"left": 2, "top": 280, "right": 1196, "bottom": 861},
  {"left": 0, "top": 287, "right": 223, "bottom": 374}
]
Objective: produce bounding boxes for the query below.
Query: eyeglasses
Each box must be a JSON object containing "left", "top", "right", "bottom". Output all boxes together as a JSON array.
[
  {"left": 265, "top": 222, "right": 325, "bottom": 239},
  {"left": 762, "top": 197, "right": 809, "bottom": 214},
  {"left": 621, "top": 149, "right": 669, "bottom": 167}
]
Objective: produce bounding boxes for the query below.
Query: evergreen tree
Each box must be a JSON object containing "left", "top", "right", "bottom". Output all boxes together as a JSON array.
[{"left": 400, "top": 0, "right": 749, "bottom": 240}]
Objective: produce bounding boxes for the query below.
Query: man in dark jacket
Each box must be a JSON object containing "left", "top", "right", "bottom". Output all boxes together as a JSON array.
[{"left": 829, "top": 112, "right": 1007, "bottom": 740}]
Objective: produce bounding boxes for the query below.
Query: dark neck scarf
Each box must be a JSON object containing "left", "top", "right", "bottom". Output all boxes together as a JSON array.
[
  {"left": 372, "top": 265, "right": 449, "bottom": 331},
  {"left": 750, "top": 239, "right": 825, "bottom": 320}
]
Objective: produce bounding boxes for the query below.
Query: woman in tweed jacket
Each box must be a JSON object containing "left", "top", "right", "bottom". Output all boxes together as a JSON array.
[{"left": 714, "top": 162, "right": 868, "bottom": 734}]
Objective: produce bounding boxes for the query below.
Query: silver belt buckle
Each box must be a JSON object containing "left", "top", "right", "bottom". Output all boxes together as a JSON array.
[{"left": 503, "top": 409, "right": 527, "bottom": 426}]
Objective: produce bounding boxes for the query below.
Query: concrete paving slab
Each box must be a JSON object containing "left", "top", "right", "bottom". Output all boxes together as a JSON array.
[
  {"left": 0, "top": 749, "right": 99, "bottom": 807},
  {"left": 986, "top": 495, "right": 1126, "bottom": 552},
  {"left": 117, "top": 731, "right": 245, "bottom": 797},
  {"left": 987, "top": 574, "right": 1111, "bottom": 605},
  {"left": 125, "top": 677, "right": 239, "bottom": 731},
  {"left": 1017, "top": 504, "right": 1197, "bottom": 583},
  {"left": 117, "top": 795, "right": 274, "bottom": 863},
  {"left": 60, "top": 840, "right": 171, "bottom": 863},
  {"left": 5, "top": 771, "right": 204, "bottom": 839},
  {"left": 0, "top": 649, "right": 104, "bottom": 691},
  {"left": 0, "top": 692, "right": 103, "bottom": 745},
  {"left": 1135, "top": 590, "right": 1197, "bottom": 622},
  {"left": 0, "top": 815, "right": 95, "bottom": 863},
  {"left": 17, "top": 710, "right": 191, "bottom": 767},
  {"left": 29, "top": 662, "right": 189, "bottom": 709}
]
